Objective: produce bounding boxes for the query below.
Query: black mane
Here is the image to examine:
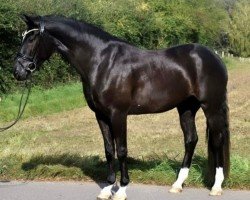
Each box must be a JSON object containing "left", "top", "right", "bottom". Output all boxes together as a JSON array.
[{"left": 43, "top": 15, "right": 128, "bottom": 43}]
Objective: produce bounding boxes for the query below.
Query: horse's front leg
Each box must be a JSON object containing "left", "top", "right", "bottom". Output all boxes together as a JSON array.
[
  {"left": 111, "top": 111, "right": 129, "bottom": 200},
  {"left": 96, "top": 112, "right": 116, "bottom": 200}
]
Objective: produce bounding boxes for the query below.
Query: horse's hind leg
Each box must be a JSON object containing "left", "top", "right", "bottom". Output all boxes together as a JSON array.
[
  {"left": 203, "top": 101, "right": 230, "bottom": 196},
  {"left": 170, "top": 97, "right": 200, "bottom": 193}
]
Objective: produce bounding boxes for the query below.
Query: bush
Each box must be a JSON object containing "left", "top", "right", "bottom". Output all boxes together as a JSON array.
[
  {"left": 0, "top": 1, "right": 20, "bottom": 94},
  {"left": 226, "top": 0, "right": 250, "bottom": 57},
  {"left": 0, "top": 0, "right": 248, "bottom": 94}
]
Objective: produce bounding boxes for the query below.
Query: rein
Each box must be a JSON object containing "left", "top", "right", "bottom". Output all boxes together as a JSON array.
[
  {"left": 0, "top": 79, "right": 32, "bottom": 132},
  {"left": 0, "top": 18, "right": 44, "bottom": 132}
]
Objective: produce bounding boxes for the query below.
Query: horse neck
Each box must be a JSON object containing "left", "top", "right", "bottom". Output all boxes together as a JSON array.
[{"left": 47, "top": 24, "right": 106, "bottom": 82}]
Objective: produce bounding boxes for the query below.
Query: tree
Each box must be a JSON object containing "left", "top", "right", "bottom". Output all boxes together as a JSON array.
[{"left": 227, "top": 0, "right": 250, "bottom": 57}]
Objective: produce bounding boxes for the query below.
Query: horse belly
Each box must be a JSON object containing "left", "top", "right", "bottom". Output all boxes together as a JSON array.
[{"left": 129, "top": 76, "right": 190, "bottom": 114}]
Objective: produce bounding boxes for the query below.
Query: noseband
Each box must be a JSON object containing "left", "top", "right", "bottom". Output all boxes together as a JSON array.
[
  {"left": 16, "top": 52, "right": 38, "bottom": 72},
  {"left": 16, "top": 19, "right": 45, "bottom": 73}
]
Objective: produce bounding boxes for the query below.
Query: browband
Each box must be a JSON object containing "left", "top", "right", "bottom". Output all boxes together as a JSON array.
[
  {"left": 22, "top": 18, "right": 45, "bottom": 41},
  {"left": 22, "top": 28, "right": 39, "bottom": 41}
]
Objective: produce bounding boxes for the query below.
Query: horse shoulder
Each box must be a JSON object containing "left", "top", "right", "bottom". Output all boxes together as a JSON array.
[{"left": 86, "top": 43, "right": 134, "bottom": 113}]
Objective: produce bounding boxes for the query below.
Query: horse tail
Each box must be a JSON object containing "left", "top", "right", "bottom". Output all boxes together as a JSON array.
[{"left": 206, "top": 97, "right": 230, "bottom": 183}]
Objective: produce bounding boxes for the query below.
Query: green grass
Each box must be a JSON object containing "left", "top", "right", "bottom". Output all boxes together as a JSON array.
[
  {"left": 0, "top": 153, "right": 248, "bottom": 189},
  {"left": 0, "top": 82, "right": 86, "bottom": 122},
  {"left": 222, "top": 57, "right": 249, "bottom": 70}
]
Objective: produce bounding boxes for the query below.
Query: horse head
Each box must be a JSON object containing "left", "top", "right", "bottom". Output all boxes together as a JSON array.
[{"left": 13, "top": 15, "right": 55, "bottom": 81}]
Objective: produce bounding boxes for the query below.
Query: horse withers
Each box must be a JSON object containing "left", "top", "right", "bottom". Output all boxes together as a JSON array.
[{"left": 13, "top": 15, "right": 230, "bottom": 199}]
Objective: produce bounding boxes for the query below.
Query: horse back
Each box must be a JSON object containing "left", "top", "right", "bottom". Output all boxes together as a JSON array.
[{"left": 91, "top": 43, "right": 227, "bottom": 115}]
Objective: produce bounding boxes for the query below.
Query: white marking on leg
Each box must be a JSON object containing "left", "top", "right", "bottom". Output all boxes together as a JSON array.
[
  {"left": 97, "top": 184, "right": 113, "bottom": 200},
  {"left": 113, "top": 186, "right": 127, "bottom": 200},
  {"left": 169, "top": 168, "right": 189, "bottom": 193},
  {"left": 210, "top": 167, "right": 224, "bottom": 196}
]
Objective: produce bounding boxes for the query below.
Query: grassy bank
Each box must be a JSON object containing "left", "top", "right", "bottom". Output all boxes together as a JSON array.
[
  {"left": 0, "top": 153, "right": 248, "bottom": 189},
  {"left": 0, "top": 82, "right": 85, "bottom": 122},
  {"left": 0, "top": 59, "right": 249, "bottom": 189}
]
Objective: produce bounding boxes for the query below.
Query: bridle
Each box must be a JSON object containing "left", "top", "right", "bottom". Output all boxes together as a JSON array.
[
  {"left": 0, "top": 20, "right": 45, "bottom": 132},
  {"left": 16, "top": 51, "right": 38, "bottom": 73},
  {"left": 16, "top": 19, "right": 45, "bottom": 73}
]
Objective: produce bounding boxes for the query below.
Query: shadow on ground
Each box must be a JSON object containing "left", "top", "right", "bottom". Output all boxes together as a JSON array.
[{"left": 21, "top": 154, "right": 210, "bottom": 187}]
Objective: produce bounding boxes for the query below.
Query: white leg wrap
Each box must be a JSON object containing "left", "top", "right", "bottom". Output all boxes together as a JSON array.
[
  {"left": 169, "top": 168, "right": 189, "bottom": 193},
  {"left": 112, "top": 186, "right": 127, "bottom": 200},
  {"left": 210, "top": 167, "right": 224, "bottom": 196},
  {"left": 97, "top": 185, "right": 113, "bottom": 200}
]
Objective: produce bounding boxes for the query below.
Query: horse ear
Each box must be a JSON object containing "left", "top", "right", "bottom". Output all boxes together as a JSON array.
[{"left": 21, "top": 14, "right": 40, "bottom": 28}]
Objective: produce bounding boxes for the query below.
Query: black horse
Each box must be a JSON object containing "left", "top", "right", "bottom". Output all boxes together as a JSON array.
[{"left": 13, "top": 15, "right": 230, "bottom": 199}]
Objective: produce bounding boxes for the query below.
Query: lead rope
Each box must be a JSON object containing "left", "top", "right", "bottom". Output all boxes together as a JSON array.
[{"left": 0, "top": 78, "right": 32, "bottom": 132}]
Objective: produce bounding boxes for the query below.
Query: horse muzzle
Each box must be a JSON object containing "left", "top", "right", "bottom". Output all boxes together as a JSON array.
[{"left": 13, "top": 62, "right": 31, "bottom": 81}]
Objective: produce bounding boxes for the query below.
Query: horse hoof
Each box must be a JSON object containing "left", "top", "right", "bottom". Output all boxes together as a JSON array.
[
  {"left": 97, "top": 192, "right": 112, "bottom": 200},
  {"left": 112, "top": 194, "right": 127, "bottom": 200},
  {"left": 169, "top": 186, "right": 183, "bottom": 193},
  {"left": 209, "top": 188, "right": 223, "bottom": 196}
]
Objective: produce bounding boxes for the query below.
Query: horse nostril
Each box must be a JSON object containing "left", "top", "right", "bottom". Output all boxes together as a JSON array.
[
  {"left": 14, "top": 70, "right": 22, "bottom": 80},
  {"left": 14, "top": 71, "right": 19, "bottom": 78}
]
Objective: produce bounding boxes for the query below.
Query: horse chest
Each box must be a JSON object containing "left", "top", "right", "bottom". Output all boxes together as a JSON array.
[
  {"left": 83, "top": 86, "right": 109, "bottom": 113},
  {"left": 83, "top": 86, "right": 99, "bottom": 111}
]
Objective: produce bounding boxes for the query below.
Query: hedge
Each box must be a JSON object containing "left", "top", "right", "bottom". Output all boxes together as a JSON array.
[{"left": 0, "top": 0, "right": 247, "bottom": 94}]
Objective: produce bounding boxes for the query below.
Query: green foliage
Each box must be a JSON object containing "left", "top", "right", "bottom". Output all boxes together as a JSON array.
[
  {"left": 141, "top": 0, "right": 227, "bottom": 48},
  {"left": 0, "top": 0, "right": 249, "bottom": 94},
  {"left": 226, "top": 0, "right": 250, "bottom": 57},
  {"left": 77, "top": 0, "right": 228, "bottom": 49},
  {"left": 0, "top": 1, "right": 20, "bottom": 94}
]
